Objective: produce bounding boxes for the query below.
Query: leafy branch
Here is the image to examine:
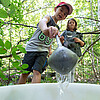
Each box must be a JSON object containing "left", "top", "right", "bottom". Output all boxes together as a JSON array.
[
  {"left": 75, "top": 16, "right": 100, "bottom": 22},
  {"left": 0, "top": 21, "right": 38, "bottom": 28},
  {"left": 78, "top": 37, "right": 100, "bottom": 63},
  {"left": 1, "top": 21, "right": 100, "bottom": 34}
]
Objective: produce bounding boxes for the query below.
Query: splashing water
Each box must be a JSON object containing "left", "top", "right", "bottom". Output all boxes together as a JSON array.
[{"left": 56, "top": 72, "right": 69, "bottom": 100}]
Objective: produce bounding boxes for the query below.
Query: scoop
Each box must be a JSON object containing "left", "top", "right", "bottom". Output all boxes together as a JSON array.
[{"left": 48, "top": 35, "right": 78, "bottom": 75}]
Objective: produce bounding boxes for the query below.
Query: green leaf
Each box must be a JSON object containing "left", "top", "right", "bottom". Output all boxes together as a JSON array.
[
  {"left": 0, "top": 47, "right": 7, "bottom": 54},
  {"left": 2, "top": 68, "right": 7, "bottom": 71},
  {"left": 13, "top": 55, "right": 21, "bottom": 60},
  {"left": 0, "top": 39, "right": 4, "bottom": 47},
  {"left": 22, "top": 64, "right": 29, "bottom": 69},
  {"left": 1, "top": 0, "right": 10, "bottom": 7},
  {"left": 5, "top": 40, "right": 11, "bottom": 49},
  {"left": 0, "top": 9, "right": 8, "bottom": 18},
  {"left": 22, "top": 70, "right": 29, "bottom": 74},
  {"left": 12, "top": 61, "right": 19, "bottom": 67},
  {"left": 9, "top": 4, "right": 15, "bottom": 17},
  {"left": 14, "top": 0, "right": 17, "bottom": 3},
  {"left": 10, "top": 72, "right": 16, "bottom": 76},
  {"left": 0, "top": 19, "right": 4, "bottom": 27},
  {"left": 12, "top": 46, "right": 17, "bottom": 56},
  {"left": 17, "top": 45, "right": 26, "bottom": 53},
  {"left": 3, "top": 78, "right": 8, "bottom": 80},
  {"left": 0, "top": 71, "right": 6, "bottom": 79},
  {"left": 12, "top": 51, "right": 16, "bottom": 57},
  {"left": 16, "top": 66, "right": 22, "bottom": 70},
  {"left": 0, "top": 60, "right": 2, "bottom": 67}
]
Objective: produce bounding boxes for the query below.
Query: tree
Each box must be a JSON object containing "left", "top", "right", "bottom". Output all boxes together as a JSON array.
[{"left": 0, "top": 0, "right": 100, "bottom": 85}]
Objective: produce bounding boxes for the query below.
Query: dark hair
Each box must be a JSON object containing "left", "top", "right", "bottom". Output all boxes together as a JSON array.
[{"left": 66, "top": 18, "right": 77, "bottom": 31}]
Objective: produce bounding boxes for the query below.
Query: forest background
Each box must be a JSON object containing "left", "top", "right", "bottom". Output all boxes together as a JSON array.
[{"left": 0, "top": 0, "right": 100, "bottom": 86}]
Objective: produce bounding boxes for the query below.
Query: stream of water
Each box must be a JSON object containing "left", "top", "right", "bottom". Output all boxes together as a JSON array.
[{"left": 56, "top": 72, "right": 69, "bottom": 100}]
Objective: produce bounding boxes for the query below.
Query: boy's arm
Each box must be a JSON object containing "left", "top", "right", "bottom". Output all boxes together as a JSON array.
[
  {"left": 60, "top": 36, "right": 64, "bottom": 44},
  {"left": 39, "top": 15, "right": 50, "bottom": 37},
  {"left": 73, "top": 37, "right": 85, "bottom": 47},
  {"left": 60, "top": 31, "right": 66, "bottom": 44},
  {"left": 39, "top": 15, "right": 59, "bottom": 38},
  {"left": 48, "top": 45, "right": 52, "bottom": 57}
]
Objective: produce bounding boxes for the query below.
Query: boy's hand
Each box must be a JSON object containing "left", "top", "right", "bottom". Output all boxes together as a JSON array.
[
  {"left": 73, "top": 37, "right": 85, "bottom": 46},
  {"left": 49, "top": 26, "right": 59, "bottom": 38},
  {"left": 73, "top": 37, "right": 81, "bottom": 43},
  {"left": 48, "top": 51, "right": 52, "bottom": 57},
  {"left": 60, "top": 36, "right": 64, "bottom": 44}
]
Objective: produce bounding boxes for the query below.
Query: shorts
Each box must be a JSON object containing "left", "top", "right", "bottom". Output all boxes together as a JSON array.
[{"left": 22, "top": 51, "right": 48, "bottom": 74}]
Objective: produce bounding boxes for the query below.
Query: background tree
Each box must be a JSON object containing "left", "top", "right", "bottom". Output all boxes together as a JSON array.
[{"left": 0, "top": 0, "right": 100, "bottom": 85}]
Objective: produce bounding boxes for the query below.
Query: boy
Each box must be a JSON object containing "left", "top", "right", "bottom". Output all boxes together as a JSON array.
[
  {"left": 18, "top": 2, "right": 73, "bottom": 84},
  {"left": 60, "top": 18, "right": 85, "bottom": 82}
]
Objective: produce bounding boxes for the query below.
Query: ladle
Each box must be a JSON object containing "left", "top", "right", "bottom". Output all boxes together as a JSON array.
[{"left": 48, "top": 35, "right": 78, "bottom": 75}]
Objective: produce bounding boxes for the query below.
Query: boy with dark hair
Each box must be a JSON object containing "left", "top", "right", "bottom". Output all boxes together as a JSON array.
[{"left": 18, "top": 2, "right": 73, "bottom": 84}]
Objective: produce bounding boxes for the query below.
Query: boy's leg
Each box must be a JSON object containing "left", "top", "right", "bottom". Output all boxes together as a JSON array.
[
  {"left": 18, "top": 52, "right": 35, "bottom": 84},
  {"left": 31, "top": 70, "right": 41, "bottom": 83},
  {"left": 31, "top": 52, "right": 48, "bottom": 83},
  {"left": 18, "top": 73, "right": 29, "bottom": 84}
]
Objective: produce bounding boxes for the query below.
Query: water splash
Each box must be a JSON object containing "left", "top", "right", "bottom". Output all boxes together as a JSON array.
[{"left": 56, "top": 72, "right": 69, "bottom": 100}]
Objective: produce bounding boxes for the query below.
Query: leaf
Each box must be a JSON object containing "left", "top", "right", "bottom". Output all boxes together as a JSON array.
[
  {"left": 0, "top": 60, "right": 2, "bottom": 67},
  {"left": 5, "top": 40, "right": 11, "bottom": 49},
  {"left": 0, "top": 71, "right": 6, "bottom": 79},
  {"left": 19, "top": 47, "right": 26, "bottom": 53},
  {"left": 0, "top": 47, "right": 7, "bottom": 54},
  {"left": 12, "top": 51, "right": 16, "bottom": 57},
  {"left": 12, "top": 46, "right": 17, "bottom": 56},
  {"left": 3, "top": 77, "right": 8, "bottom": 80},
  {"left": 1, "top": 0, "right": 10, "bottom": 8},
  {"left": 10, "top": 73, "right": 17, "bottom": 76},
  {"left": 2, "top": 68, "right": 7, "bottom": 71},
  {"left": 9, "top": 4, "right": 15, "bottom": 17},
  {"left": 0, "top": 19, "right": 4, "bottom": 27},
  {"left": 0, "top": 28, "right": 3, "bottom": 35},
  {"left": 0, "top": 9, "right": 8, "bottom": 18},
  {"left": 13, "top": 55, "right": 21, "bottom": 60},
  {"left": 12, "top": 61, "right": 20, "bottom": 68},
  {"left": 0, "top": 39, "right": 4, "bottom": 47},
  {"left": 12, "top": 46, "right": 17, "bottom": 52},
  {"left": 16, "top": 66, "right": 22, "bottom": 70},
  {"left": 17, "top": 45, "right": 26, "bottom": 53},
  {"left": 22, "top": 64, "right": 29, "bottom": 69},
  {"left": 22, "top": 70, "right": 29, "bottom": 74}
]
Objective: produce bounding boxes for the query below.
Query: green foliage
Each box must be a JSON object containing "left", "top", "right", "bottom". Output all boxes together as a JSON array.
[
  {"left": 0, "top": 39, "right": 7, "bottom": 54},
  {"left": 0, "top": 9, "right": 8, "bottom": 18},
  {"left": 0, "top": 71, "right": 8, "bottom": 80},
  {"left": 12, "top": 61, "right": 20, "bottom": 68},
  {"left": 0, "top": 48, "right": 7, "bottom": 54},
  {"left": 0, "top": 0, "right": 10, "bottom": 8},
  {"left": 0, "top": 39, "right": 4, "bottom": 47},
  {"left": 8, "top": 3, "right": 16, "bottom": 17},
  {"left": 22, "top": 64, "right": 29, "bottom": 69},
  {"left": 0, "top": 0, "right": 99, "bottom": 85},
  {"left": 5, "top": 40, "right": 11, "bottom": 49},
  {"left": 17, "top": 45, "right": 27, "bottom": 53}
]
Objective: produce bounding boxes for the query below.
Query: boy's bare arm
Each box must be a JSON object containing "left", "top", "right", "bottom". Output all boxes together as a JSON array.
[
  {"left": 73, "top": 37, "right": 85, "bottom": 47},
  {"left": 48, "top": 45, "right": 52, "bottom": 57},
  {"left": 60, "top": 36, "right": 64, "bottom": 44},
  {"left": 39, "top": 15, "right": 50, "bottom": 36},
  {"left": 39, "top": 16, "right": 59, "bottom": 38}
]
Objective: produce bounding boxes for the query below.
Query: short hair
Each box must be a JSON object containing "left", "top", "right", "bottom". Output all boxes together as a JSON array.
[{"left": 66, "top": 18, "right": 77, "bottom": 31}]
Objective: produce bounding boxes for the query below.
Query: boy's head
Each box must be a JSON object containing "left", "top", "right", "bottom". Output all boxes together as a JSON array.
[
  {"left": 67, "top": 18, "right": 77, "bottom": 31},
  {"left": 54, "top": 2, "right": 73, "bottom": 15}
]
